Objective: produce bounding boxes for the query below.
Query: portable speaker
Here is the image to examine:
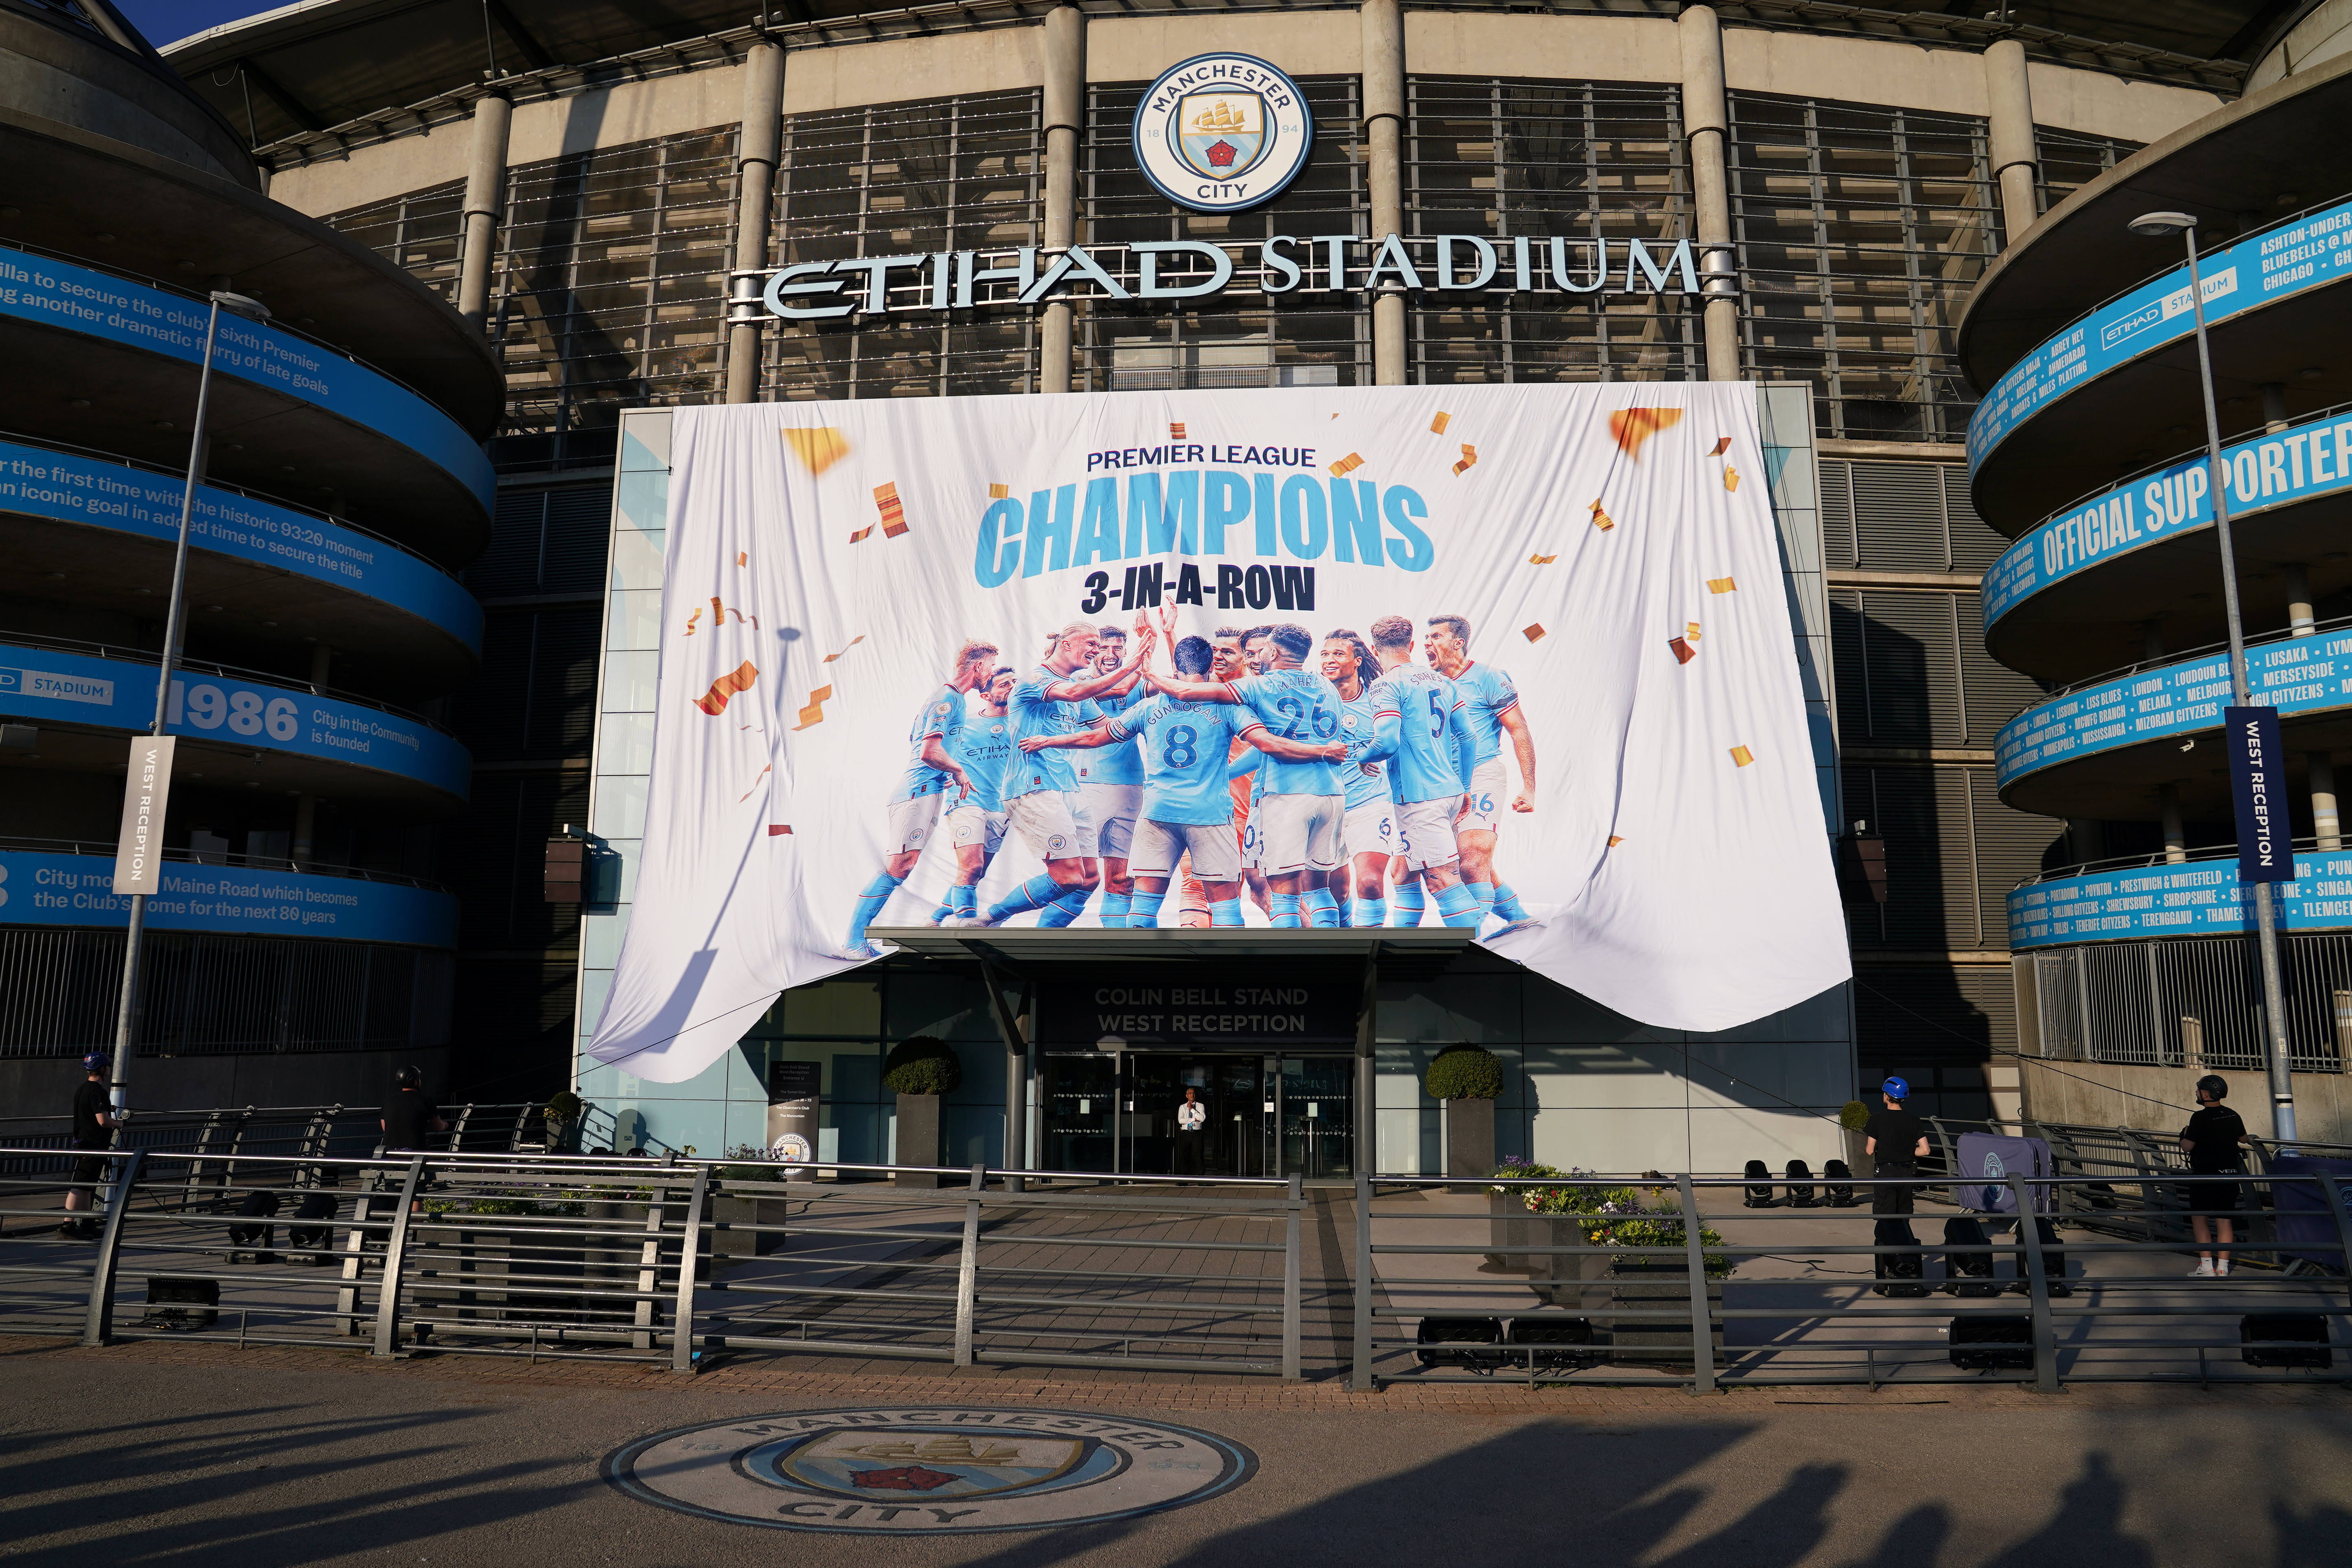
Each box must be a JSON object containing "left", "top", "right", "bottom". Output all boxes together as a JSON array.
[
  {"left": 1504, "top": 1315, "right": 1599, "bottom": 1369},
  {"left": 2241, "top": 1314, "right": 2332, "bottom": 1369},
  {"left": 1743, "top": 1160, "right": 1778, "bottom": 1207},
  {"left": 1950, "top": 1314, "right": 2033, "bottom": 1371},
  {"left": 1416, "top": 1315, "right": 1505, "bottom": 1370},
  {"left": 1784, "top": 1160, "right": 1819, "bottom": 1208},
  {"left": 140, "top": 1275, "right": 219, "bottom": 1331},
  {"left": 1824, "top": 1159, "right": 1857, "bottom": 1207},
  {"left": 1940, "top": 1216, "right": 2001, "bottom": 1298}
]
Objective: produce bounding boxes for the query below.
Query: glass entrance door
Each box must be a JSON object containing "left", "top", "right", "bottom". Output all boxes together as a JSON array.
[
  {"left": 1038, "top": 1053, "right": 1354, "bottom": 1179},
  {"left": 1278, "top": 1055, "right": 1356, "bottom": 1179},
  {"left": 1041, "top": 1054, "right": 1115, "bottom": 1173}
]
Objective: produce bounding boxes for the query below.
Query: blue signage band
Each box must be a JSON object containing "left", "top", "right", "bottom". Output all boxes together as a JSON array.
[
  {"left": 1968, "top": 198, "right": 2352, "bottom": 475},
  {"left": 0, "top": 437, "right": 482, "bottom": 652},
  {"left": 2008, "top": 849, "right": 2352, "bottom": 950},
  {"left": 0, "top": 247, "right": 494, "bottom": 510},
  {"left": 0, "top": 643, "right": 472, "bottom": 801},
  {"left": 0, "top": 849, "right": 457, "bottom": 947},
  {"left": 1983, "top": 406, "right": 2352, "bottom": 634}
]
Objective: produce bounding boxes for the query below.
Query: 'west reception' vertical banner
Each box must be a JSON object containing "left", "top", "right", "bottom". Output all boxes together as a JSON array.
[{"left": 2227, "top": 705, "right": 2293, "bottom": 884}]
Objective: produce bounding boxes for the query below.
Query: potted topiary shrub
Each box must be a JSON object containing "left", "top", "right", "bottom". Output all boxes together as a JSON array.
[
  {"left": 542, "top": 1089, "right": 584, "bottom": 1154},
  {"left": 1426, "top": 1042, "right": 1502, "bottom": 1179},
  {"left": 883, "top": 1035, "right": 961, "bottom": 1188},
  {"left": 1841, "top": 1099, "right": 1873, "bottom": 1179}
]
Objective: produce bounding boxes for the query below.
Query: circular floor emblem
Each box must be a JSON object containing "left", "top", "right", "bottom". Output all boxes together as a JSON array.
[
  {"left": 605, "top": 1405, "right": 1256, "bottom": 1534},
  {"left": 1132, "top": 52, "right": 1314, "bottom": 214}
]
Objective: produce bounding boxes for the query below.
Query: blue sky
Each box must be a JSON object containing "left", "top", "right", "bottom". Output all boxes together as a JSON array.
[{"left": 118, "top": 2, "right": 282, "bottom": 50}]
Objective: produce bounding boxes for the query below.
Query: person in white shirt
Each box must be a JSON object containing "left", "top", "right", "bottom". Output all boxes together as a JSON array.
[{"left": 1173, "top": 1087, "right": 1209, "bottom": 1175}]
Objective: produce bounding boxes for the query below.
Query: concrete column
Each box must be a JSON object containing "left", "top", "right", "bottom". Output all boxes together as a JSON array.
[
  {"left": 1983, "top": 41, "right": 2039, "bottom": 248},
  {"left": 726, "top": 40, "right": 786, "bottom": 405},
  {"left": 1679, "top": 6, "right": 1740, "bottom": 382},
  {"left": 1040, "top": 6, "right": 1085, "bottom": 395},
  {"left": 1362, "top": 0, "right": 1407, "bottom": 385},
  {"left": 2160, "top": 783, "right": 2186, "bottom": 864},
  {"left": 2313, "top": 753, "right": 2342, "bottom": 851},
  {"left": 2263, "top": 382, "right": 2291, "bottom": 433},
  {"left": 2287, "top": 563, "right": 2315, "bottom": 634},
  {"left": 456, "top": 92, "right": 514, "bottom": 335}
]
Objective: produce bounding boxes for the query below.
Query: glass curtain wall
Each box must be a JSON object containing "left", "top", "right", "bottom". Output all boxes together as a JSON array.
[
  {"left": 1403, "top": 77, "right": 1699, "bottom": 385},
  {"left": 760, "top": 89, "right": 1044, "bottom": 401},
  {"left": 1079, "top": 76, "right": 1368, "bottom": 391}
]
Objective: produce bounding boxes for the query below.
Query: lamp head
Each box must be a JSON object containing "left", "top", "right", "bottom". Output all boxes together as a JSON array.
[
  {"left": 209, "top": 290, "right": 272, "bottom": 322},
  {"left": 2129, "top": 211, "right": 2197, "bottom": 238}
]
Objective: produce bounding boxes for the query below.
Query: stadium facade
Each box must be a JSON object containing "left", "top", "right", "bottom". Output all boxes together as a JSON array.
[{"left": 10, "top": 0, "right": 2331, "bottom": 1166}]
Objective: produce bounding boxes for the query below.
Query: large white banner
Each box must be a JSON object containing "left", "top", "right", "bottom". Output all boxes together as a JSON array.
[{"left": 589, "top": 384, "right": 1847, "bottom": 1081}]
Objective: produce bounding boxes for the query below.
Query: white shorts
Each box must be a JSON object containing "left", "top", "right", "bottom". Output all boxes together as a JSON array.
[
  {"left": 1006, "top": 791, "right": 1089, "bottom": 862},
  {"left": 946, "top": 804, "right": 1007, "bottom": 853},
  {"left": 1076, "top": 783, "right": 1142, "bottom": 860},
  {"left": 1342, "top": 800, "right": 1393, "bottom": 862},
  {"left": 885, "top": 792, "right": 944, "bottom": 855},
  {"left": 1460, "top": 757, "right": 1510, "bottom": 835},
  {"left": 1394, "top": 798, "right": 1462, "bottom": 871},
  {"left": 1132, "top": 818, "right": 1240, "bottom": 882},
  {"left": 1254, "top": 793, "right": 1345, "bottom": 875},
  {"left": 1239, "top": 814, "right": 1261, "bottom": 870}
]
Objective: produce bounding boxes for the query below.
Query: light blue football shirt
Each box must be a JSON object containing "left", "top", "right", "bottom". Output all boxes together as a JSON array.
[
  {"left": 1337, "top": 688, "right": 1389, "bottom": 811},
  {"left": 889, "top": 683, "right": 967, "bottom": 803},
  {"left": 952, "top": 702, "right": 1012, "bottom": 814},
  {"left": 1450, "top": 660, "right": 1521, "bottom": 767},
  {"left": 1108, "top": 694, "right": 1245, "bottom": 826},
  {"left": 1369, "top": 664, "right": 1471, "bottom": 805},
  {"left": 1224, "top": 668, "right": 1343, "bottom": 796},
  {"left": 1005, "top": 664, "right": 1084, "bottom": 800}
]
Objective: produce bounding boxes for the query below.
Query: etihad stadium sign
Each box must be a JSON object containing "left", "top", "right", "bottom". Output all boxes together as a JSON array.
[{"left": 730, "top": 233, "right": 1715, "bottom": 325}]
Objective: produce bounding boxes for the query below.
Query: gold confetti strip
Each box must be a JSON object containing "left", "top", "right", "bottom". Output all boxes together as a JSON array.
[
  {"left": 1430, "top": 411, "right": 1452, "bottom": 435},
  {"left": 695, "top": 660, "right": 759, "bottom": 717},
  {"left": 1723, "top": 464, "right": 1740, "bottom": 492},
  {"left": 874, "top": 481, "right": 909, "bottom": 538},
  {"left": 782, "top": 427, "right": 850, "bottom": 476},
  {"left": 1709, "top": 437, "right": 1732, "bottom": 457},
  {"left": 1707, "top": 576, "right": 1738, "bottom": 594},
  {"left": 822, "top": 634, "right": 867, "bottom": 664},
  {"left": 1329, "top": 452, "right": 1365, "bottom": 477},
  {"left": 707, "top": 595, "right": 760, "bottom": 630},
  {"left": 1687, "top": 621, "right": 1702, "bottom": 643},
  {"left": 1730, "top": 745, "right": 1755, "bottom": 768},
  {"left": 684, "top": 607, "right": 703, "bottom": 636},
  {"left": 988, "top": 483, "right": 1010, "bottom": 500},
  {"left": 1589, "top": 499, "right": 1616, "bottom": 532},
  {"left": 1608, "top": 406, "right": 1683, "bottom": 458},
  {"left": 1170, "top": 422, "right": 1187, "bottom": 440},
  {"left": 791, "top": 682, "right": 835, "bottom": 731},
  {"left": 1453, "top": 443, "right": 1478, "bottom": 477},
  {"left": 1607, "top": 835, "right": 1625, "bottom": 848},
  {"left": 1528, "top": 552, "right": 1557, "bottom": 565},
  {"left": 768, "top": 823, "right": 793, "bottom": 836},
  {"left": 1522, "top": 623, "right": 1547, "bottom": 642},
  {"left": 1669, "top": 636, "right": 1696, "bottom": 665}
]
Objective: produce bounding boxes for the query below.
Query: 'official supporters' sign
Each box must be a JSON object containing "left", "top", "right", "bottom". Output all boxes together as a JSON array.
[{"left": 585, "top": 384, "right": 1848, "bottom": 1083}]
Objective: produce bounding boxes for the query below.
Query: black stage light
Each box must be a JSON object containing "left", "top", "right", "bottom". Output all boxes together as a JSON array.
[
  {"left": 1784, "top": 1160, "right": 1819, "bottom": 1207},
  {"left": 1940, "top": 1216, "right": 2001, "bottom": 1297},
  {"left": 1949, "top": 1314, "right": 2033, "bottom": 1371},
  {"left": 227, "top": 1188, "right": 281, "bottom": 1262},
  {"left": 1743, "top": 1160, "right": 1778, "bottom": 1207},
  {"left": 2241, "top": 1314, "right": 2332, "bottom": 1369},
  {"left": 139, "top": 1275, "right": 219, "bottom": 1331},
  {"left": 1872, "top": 1217, "right": 1928, "bottom": 1297},
  {"left": 288, "top": 1191, "right": 337, "bottom": 1257},
  {"left": 1416, "top": 1315, "right": 1506, "bottom": 1371},
  {"left": 2007, "top": 1216, "right": 2072, "bottom": 1297},
  {"left": 1824, "top": 1159, "right": 1857, "bottom": 1206},
  {"left": 1504, "top": 1315, "right": 1600, "bottom": 1370}
]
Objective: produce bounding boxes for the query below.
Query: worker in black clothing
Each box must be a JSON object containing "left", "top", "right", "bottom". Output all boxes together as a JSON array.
[
  {"left": 380, "top": 1066, "right": 448, "bottom": 1212},
  {"left": 62, "top": 1053, "right": 118, "bottom": 1240},
  {"left": 2179, "top": 1074, "right": 2249, "bottom": 1278},
  {"left": 1862, "top": 1075, "right": 1930, "bottom": 1214}
]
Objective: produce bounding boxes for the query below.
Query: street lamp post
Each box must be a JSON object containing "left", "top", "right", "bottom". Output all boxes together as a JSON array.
[
  {"left": 2128, "top": 211, "right": 2296, "bottom": 1144},
  {"left": 106, "top": 289, "right": 273, "bottom": 1122}
]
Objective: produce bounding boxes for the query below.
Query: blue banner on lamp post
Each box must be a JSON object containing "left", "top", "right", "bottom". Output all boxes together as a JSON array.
[{"left": 2225, "top": 705, "right": 2293, "bottom": 884}]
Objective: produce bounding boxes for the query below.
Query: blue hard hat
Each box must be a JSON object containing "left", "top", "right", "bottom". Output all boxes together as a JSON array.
[
  {"left": 1880, "top": 1075, "right": 1909, "bottom": 1101},
  {"left": 81, "top": 1052, "right": 110, "bottom": 1073}
]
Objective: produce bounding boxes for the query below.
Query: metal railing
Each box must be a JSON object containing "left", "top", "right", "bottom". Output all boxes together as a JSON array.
[
  {"left": 0, "top": 1102, "right": 549, "bottom": 1170},
  {"left": 1350, "top": 1170, "right": 2352, "bottom": 1391},
  {"left": 0, "top": 1148, "right": 1306, "bottom": 1380}
]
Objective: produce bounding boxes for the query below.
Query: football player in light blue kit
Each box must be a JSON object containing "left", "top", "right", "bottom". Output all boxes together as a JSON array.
[
  {"left": 1426, "top": 614, "right": 1539, "bottom": 930},
  {"left": 845, "top": 638, "right": 992, "bottom": 955},
  {"left": 1319, "top": 629, "right": 1391, "bottom": 928},
  {"left": 1027, "top": 618, "right": 1342, "bottom": 927},
  {"left": 1360, "top": 613, "right": 1483, "bottom": 928},
  {"left": 927, "top": 665, "right": 1016, "bottom": 925},
  {"left": 950, "top": 620, "right": 1148, "bottom": 928},
  {"left": 1073, "top": 624, "right": 1148, "bottom": 927}
]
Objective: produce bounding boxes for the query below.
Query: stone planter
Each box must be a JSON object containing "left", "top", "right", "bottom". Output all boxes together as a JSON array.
[
  {"left": 1444, "top": 1097, "right": 1495, "bottom": 1179},
  {"left": 1537, "top": 1218, "right": 1614, "bottom": 1311},
  {"left": 1843, "top": 1127, "right": 1874, "bottom": 1180},
  {"left": 708, "top": 1190, "right": 789, "bottom": 1270},
  {"left": 1606, "top": 1262, "right": 1726, "bottom": 1368},
  {"left": 894, "top": 1093, "right": 943, "bottom": 1187},
  {"left": 1487, "top": 1191, "right": 1535, "bottom": 1270}
]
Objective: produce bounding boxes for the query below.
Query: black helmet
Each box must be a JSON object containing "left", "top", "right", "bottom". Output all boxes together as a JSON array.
[
  {"left": 2195, "top": 1074, "right": 2227, "bottom": 1101},
  {"left": 395, "top": 1065, "right": 423, "bottom": 1089}
]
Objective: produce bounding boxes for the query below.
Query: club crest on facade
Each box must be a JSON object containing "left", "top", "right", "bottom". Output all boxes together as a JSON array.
[{"left": 1134, "top": 53, "right": 1313, "bottom": 214}]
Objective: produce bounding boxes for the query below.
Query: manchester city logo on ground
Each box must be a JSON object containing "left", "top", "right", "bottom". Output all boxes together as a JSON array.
[
  {"left": 604, "top": 1405, "right": 1257, "bottom": 1534},
  {"left": 1132, "top": 52, "right": 1313, "bottom": 214}
]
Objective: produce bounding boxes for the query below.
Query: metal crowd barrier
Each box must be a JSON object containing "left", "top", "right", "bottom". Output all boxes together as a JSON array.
[
  {"left": 1351, "top": 1170, "right": 2352, "bottom": 1392},
  {"left": 0, "top": 1148, "right": 1305, "bottom": 1380},
  {"left": 0, "top": 1102, "right": 556, "bottom": 1178}
]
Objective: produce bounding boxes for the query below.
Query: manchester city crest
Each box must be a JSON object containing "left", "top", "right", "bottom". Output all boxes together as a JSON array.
[
  {"left": 1133, "top": 53, "right": 1313, "bottom": 214},
  {"left": 605, "top": 1405, "right": 1255, "bottom": 1533}
]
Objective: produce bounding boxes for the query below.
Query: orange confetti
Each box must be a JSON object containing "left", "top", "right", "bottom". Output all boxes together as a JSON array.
[
  {"left": 848, "top": 526, "right": 873, "bottom": 543},
  {"left": 1430, "top": 411, "right": 1452, "bottom": 435},
  {"left": 873, "top": 481, "right": 908, "bottom": 538},
  {"left": 1329, "top": 453, "right": 1364, "bottom": 477},
  {"left": 1668, "top": 636, "right": 1696, "bottom": 665},
  {"left": 1452, "top": 444, "right": 1478, "bottom": 477},
  {"left": 695, "top": 660, "right": 759, "bottom": 716},
  {"left": 1528, "top": 553, "right": 1557, "bottom": 565},
  {"left": 1608, "top": 407, "right": 1683, "bottom": 458},
  {"left": 737, "top": 551, "right": 748, "bottom": 567},
  {"left": 1607, "top": 835, "right": 1625, "bottom": 848},
  {"left": 782, "top": 427, "right": 850, "bottom": 476},
  {"left": 768, "top": 824, "right": 793, "bottom": 836},
  {"left": 1170, "top": 422, "right": 1187, "bottom": 440},
  {"left": 739, "top": 762, "right": 771, "bottom": 803},
  {"left": 1707, "top": 576, "right": 1738, "bottom": 594},
  {"left": 823, "top": 635, "right": 866, "bottom": 664},
  {"left": 988, "top": 483, "right": 1010, "bottom": 499},
  {"left": 1522, "top": 623, "right": 1546, "bottom": 642},
  {"left": 684, "top": 607, "right": 703, "bottom": 636},
  {"left": 1723, "top": 464, "right": 1740, "bottom": 492},
  {"left": 1729, "top": 745, "right": 1754, "bottom": 768},
  {"left": 1709, "top": 437, "right": 1732, "bottom": 457},
  {"left": 1589, "top": 499, "right": 1615, "bottom": 532},
  {"left": 791, "top": 682, "right": 834, "bottom": 731}
]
